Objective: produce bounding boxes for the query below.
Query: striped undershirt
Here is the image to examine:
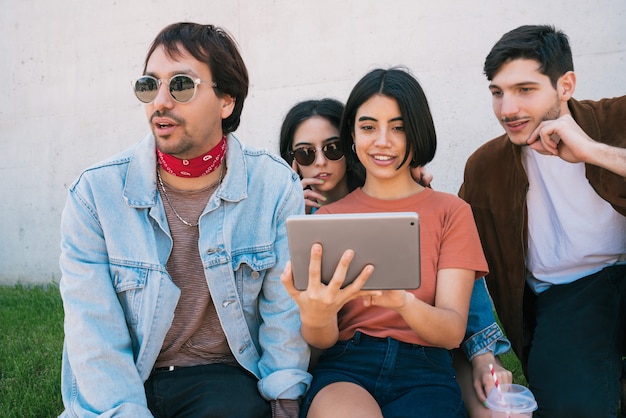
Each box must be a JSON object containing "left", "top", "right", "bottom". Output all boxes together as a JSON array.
[{"left": 154, "top": 174, "right": 236, "bottom": 368}]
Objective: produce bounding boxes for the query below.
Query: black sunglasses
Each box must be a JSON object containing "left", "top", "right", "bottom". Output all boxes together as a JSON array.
[
  {"left": 290, "top": 142, "right": 345, "bottom": 166},
  {"left": 132, "top": 74, "right": 217, "bottom": 104}
]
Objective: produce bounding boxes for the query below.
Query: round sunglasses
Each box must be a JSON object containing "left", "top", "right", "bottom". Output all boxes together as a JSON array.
[
  {"left": 132, "top": 74, "right": 217, "bottom": 104},
  {"left": 290, "top": 142, "right": 345, "bottom": 166}
]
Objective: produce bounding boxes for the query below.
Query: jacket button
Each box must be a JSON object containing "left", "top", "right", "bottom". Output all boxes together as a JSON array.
[{"left": 251, "top": 271, "right": 260, "bottom": 279}]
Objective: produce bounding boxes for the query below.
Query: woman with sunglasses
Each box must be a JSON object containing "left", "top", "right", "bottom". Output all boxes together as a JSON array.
[
  {"left": 279, "top": 99, "right": 359, "bottom": 213},
  {"left": 279, "top": 98, "right": 512, "bottom": 417},
  {"left": 281, "top": 68, "right": 493, "bottom": 418},
  {"left": 280, "top": 100, "right": 432, "bottom": 214}
]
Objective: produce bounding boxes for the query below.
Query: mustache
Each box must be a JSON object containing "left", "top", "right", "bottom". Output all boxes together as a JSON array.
[
  {"left": 150, "top": 110, "right": 183, "bottom": 124},
  {"left": 500, "top": 116, "right": 523, "bottom": 123}
]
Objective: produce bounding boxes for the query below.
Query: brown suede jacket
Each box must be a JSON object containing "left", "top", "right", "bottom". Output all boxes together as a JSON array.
[{"left": 458, "top": 96, "right": 626, "bottom": 369}]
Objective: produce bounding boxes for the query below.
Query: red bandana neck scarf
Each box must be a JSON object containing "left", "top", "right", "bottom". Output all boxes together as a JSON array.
[{"left": 157, "top": 136, "right": 227, "bottom": 177}]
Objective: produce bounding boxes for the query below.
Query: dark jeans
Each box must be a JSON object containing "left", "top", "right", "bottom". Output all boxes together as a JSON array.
[
  {"left": 302, "top": 332, "right": 464, "bottom": 418},
  {"left": 144, "top": 363, "right": 271, "bottom": 418},
  {"left": 528, "top": 264, "right": 626, "bottom": 418}
]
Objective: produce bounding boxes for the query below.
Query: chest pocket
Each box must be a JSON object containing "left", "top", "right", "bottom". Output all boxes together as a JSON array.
[
  {"left": 111, "top": 265, "right": 149, "bottom": 326},
  {"left": 232, "top": 249, "right": 276, "bottom": 306}
]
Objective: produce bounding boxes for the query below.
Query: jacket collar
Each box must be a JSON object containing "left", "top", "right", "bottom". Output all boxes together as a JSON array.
[
  {"left": 123, "top": 133, "right": 248, "bottom": 208},
  {"left": 568, "top": 98, "right": 598, "bottom": 139}
]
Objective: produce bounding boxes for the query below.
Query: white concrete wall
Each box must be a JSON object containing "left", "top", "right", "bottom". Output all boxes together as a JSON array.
[{"left": 1, "top": 0, "right": 625, "bottom": 284}]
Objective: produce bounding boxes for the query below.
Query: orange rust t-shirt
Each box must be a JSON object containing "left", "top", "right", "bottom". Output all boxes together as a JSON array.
[{"left": 316, "top": 187, "right": 488, "bottom": 347}]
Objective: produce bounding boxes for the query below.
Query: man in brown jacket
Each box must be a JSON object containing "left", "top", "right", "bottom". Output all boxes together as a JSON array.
[{"left": 459, "top": 25, "right": 626, "bottom": 417}]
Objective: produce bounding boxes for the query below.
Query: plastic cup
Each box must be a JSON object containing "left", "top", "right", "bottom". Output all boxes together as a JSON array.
[{"left": 485, "top": 383, "right": 538, "bottom": 417}]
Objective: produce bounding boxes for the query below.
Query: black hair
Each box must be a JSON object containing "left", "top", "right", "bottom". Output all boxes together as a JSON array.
[
  {"left": 340, "top": 67, "right": 436, "bottom": 175},
  {"left": 144, "top": 22, "right": 249, "bottom": 134},
  {"left": 484, "top": 25, "right": 574, "bottom": 87},
  {"left": 279, "top": 98, "right": 365, "bottom": 191}
]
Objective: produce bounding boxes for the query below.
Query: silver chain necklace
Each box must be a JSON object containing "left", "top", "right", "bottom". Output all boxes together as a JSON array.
[{"left": 157, "top": 164, "right": 224, "bottom": 227}]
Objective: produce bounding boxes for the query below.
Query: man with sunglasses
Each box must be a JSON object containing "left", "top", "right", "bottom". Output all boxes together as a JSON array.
[{"left": 59, "top": 22, "right": 310, "bottom": 418}]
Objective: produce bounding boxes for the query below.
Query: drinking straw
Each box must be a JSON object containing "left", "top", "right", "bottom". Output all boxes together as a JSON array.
[
  {"left": 489, "top": 363, "right": 510, "bottom": 417},
  {"left": 489, "top": 363, "right": 502, "bottom": 395}
]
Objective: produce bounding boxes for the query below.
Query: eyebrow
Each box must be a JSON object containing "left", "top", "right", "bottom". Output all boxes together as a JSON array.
[
  {"left": 357, "top": 116, "right": 403, "bottom": 122},
  {"left": 489, "top": 81, "right": 542, "bottom": 90},
  {"left": 144, "top": 69, "right": 199, "bottom": 79},
  {"left": 293, "top": 136, "right": 340, "bottom": 148}
]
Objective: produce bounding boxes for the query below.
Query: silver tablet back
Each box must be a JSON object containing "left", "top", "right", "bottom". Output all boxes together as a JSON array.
[{"left": 286, "top": 212, "right": 420, "bottom": 290}]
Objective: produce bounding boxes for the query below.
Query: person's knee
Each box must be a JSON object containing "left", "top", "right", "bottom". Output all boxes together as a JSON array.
[{"left": 307, "top": 383, "right": 383, "bottom": 418}]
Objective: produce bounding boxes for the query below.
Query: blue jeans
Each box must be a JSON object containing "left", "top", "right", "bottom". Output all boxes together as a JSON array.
[
  {"left": 301, "top": 332, "right": 464, "bottom": 418},
  {"left": 528, "top": 264, "right": 626, "bottom": 417}
]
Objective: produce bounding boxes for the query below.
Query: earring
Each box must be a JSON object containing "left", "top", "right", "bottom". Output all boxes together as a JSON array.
[{"left": 351, "top": 143, "right": 356, "bottom": 152}]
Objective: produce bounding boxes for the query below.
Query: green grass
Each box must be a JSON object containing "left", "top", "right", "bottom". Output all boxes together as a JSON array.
[
  {"left": 0, "top": 284, "right": 64, "bottom": 418},
  {"left": 500, "top": 347, "right": 527, "bottom": 386},
  {"left": 0, "top": 284, "right": 527, "bottom": 417}
]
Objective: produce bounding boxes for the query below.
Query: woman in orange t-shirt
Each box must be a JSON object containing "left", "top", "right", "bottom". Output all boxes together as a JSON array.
[{"left": 281, "top": 68, "right": 488, "bottom": 418}]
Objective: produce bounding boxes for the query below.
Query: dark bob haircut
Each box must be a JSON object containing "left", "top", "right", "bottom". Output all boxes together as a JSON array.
[
  {"left": 144, "top": 22, "right": 249, "bottom": 134},
  {"left": 340, "top": 67, "right": 436, "bottom": 171}
]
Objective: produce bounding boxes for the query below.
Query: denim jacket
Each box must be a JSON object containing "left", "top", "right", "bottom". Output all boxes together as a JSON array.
[
  {"left": 59, "top": 134, "right": 311, "bottom": 417},
  {"left": 463, "top": 277, "right": 511, "bottom": 361}
]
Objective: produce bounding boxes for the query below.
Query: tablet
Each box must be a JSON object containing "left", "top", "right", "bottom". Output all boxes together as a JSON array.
[{"left": 286, "top": 212, "right": 420, "bottom": 290}]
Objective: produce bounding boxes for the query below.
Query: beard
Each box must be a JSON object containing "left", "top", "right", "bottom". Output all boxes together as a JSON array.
[
  {"left": 154, "top": 131, "right": 196, "bottom": 157},
  {"left": 541, "top": 93, "right": 561, "bottom": 122},
  {"left": 501, "top": 93, "right": 563, "bottom": 145},
  {"left": 152, "top": 122, "right": 198, "bottom": 158}
]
